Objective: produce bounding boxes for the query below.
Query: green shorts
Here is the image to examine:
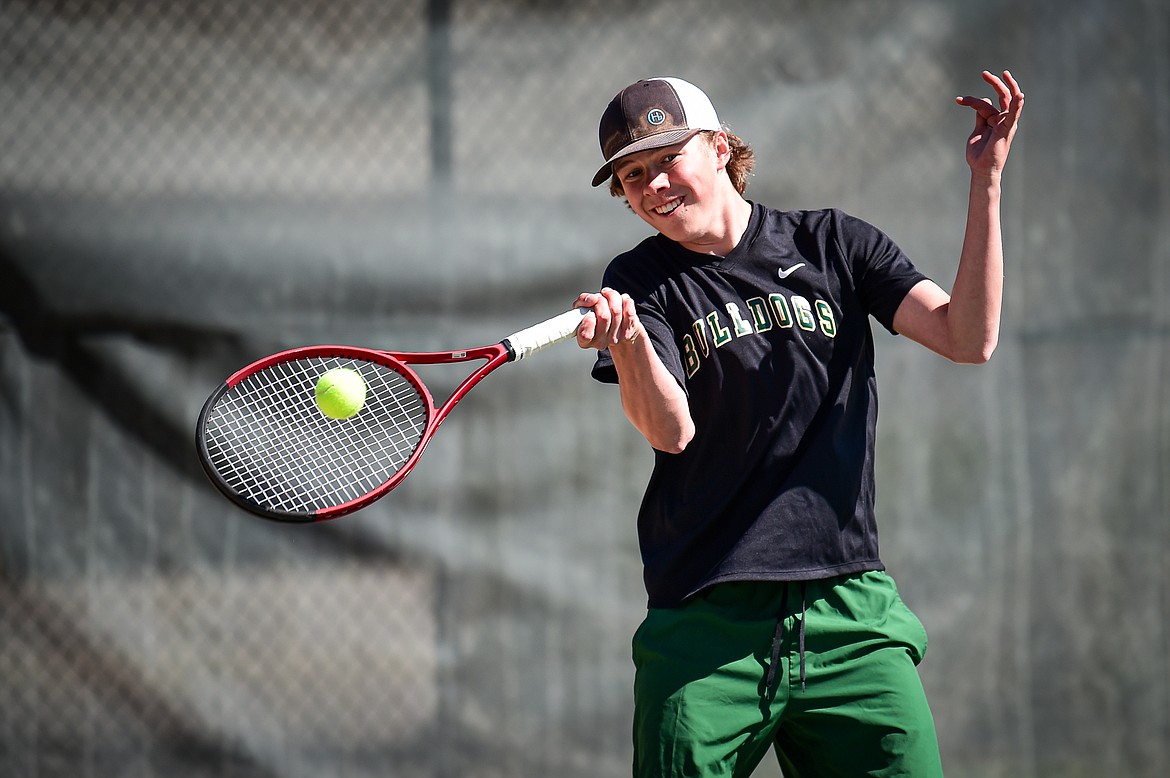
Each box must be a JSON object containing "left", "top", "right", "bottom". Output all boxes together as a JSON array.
[{"left": 632, "top": 571, "right": 942, "bottom": 777}]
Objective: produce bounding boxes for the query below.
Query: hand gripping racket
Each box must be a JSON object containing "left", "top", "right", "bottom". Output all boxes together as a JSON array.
[{"left": 196, "top": 308, "right": 586, "bottom": 522}]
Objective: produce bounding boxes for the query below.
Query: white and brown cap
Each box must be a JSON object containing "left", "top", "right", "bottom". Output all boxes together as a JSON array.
[{"left": 591, "top": 77, "right": 723, "bottom": 187}]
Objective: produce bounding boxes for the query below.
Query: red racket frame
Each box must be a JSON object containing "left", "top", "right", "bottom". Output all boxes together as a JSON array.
[{"left": 197, "top": 341, "right": 514, "bottom": 522}]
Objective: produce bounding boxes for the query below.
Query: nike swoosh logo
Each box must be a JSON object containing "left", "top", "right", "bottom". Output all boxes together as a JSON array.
[{"left": 777, "top": 263, "right": 806, "bottom": 279}]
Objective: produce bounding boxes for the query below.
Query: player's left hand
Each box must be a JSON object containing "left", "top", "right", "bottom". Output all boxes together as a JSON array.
[{"left": 956, "top": 70, "right": 1025, "bottom": 177}]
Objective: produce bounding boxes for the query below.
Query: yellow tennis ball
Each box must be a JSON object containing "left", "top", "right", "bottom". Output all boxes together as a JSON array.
[{"left": 315, "top": 367, "right": 367, "bottom": 420}]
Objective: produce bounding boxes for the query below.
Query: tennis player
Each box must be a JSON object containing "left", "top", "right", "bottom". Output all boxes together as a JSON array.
[{"left": 574, "top": 71, "right": 1024, "bottom": 777}]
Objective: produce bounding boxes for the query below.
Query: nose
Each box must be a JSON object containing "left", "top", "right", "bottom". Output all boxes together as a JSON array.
[{"left": 645, "top": 167, "right": 669, "bottom": 193}]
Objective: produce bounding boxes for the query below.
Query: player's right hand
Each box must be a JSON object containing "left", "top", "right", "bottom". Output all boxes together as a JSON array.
[{"left": 574, "top": 288, "right": 641, "bottom": 351}]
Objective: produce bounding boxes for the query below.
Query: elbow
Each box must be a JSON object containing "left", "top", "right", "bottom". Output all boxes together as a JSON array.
[
  {"left": 969, "top": 348, "right": 995, "bottom": 365},
  {"left": 648, "top": 419, "right": 695, "bottom": 455},
  {"left": 624, "top": 393, "right": 695, "bottom": 454},
  {"left": 950, "top": 336, "right": 998, "bottom": 365},
  {"left": 655, "top": 430, "right": 694, "bottom": 455}
]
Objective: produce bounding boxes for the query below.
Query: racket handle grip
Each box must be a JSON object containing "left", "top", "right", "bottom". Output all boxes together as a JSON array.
[{"left": 506, "top": 308, "right": 588, "bottom": 361}]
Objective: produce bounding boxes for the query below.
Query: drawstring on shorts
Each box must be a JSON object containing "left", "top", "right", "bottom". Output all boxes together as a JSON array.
[
  {"left": 798, "top": 582, "right": 806, "bottom": 689},
  {"left": 765, "top": 582, "right": 807, "bottom": 694}
]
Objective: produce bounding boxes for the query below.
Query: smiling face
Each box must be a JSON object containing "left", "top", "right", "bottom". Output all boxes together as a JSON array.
[{"left": 612, "top": 130, "right": 743, "bottom": 255}]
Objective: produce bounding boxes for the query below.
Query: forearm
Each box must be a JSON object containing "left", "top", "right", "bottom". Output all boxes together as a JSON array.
[
  {"left": 936, "top": 68, "right": 1023, "bottom": 364},
  {"left": 947, "top": 170, "right": 1005, "bottom": 363},
  {"left": 609, "top": 332, "right": 694, "bottom": 454}
]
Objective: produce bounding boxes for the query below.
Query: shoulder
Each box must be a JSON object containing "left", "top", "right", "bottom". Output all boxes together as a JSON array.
[
  {"left": 753, "top": 204, "right": 868, "bottom": 241},
  {"left": 607, "top": 233, "right": 671, "bottom": 266},
  {"left": 747, "top": 205, "right": 874, "bottom": 262},
  {"left": 766, "top": 206, "right": 876, "bottom": 233},
  {"left": 601, "top": 234, "right": 678, "bottom": 291},
  {"left": 775, "top": 207, "right": 900, "bottom": 259}
]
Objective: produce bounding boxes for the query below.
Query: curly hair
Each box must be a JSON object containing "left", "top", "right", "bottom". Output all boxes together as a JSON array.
[{"left": 607, "top": 130, "right": 755, "bottom": 200}]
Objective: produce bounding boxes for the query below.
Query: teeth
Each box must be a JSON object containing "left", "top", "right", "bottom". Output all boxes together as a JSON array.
[{"left": 655, "top": 199, "right": 681, "bottom": 215}]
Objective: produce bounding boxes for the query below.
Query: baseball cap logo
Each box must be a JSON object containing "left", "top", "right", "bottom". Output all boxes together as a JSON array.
[{"left": 646, "top": 108, "right": 667, "bottom": 126}]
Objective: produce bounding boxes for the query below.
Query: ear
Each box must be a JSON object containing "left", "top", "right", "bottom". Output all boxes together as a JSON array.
[{"left": 712, "top": 130, "right": 731, "bottom": 171}]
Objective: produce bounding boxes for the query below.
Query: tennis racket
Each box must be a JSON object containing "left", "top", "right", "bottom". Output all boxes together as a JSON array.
[{"left": 196, "top": 308, "right": 587, "bottom": 523}]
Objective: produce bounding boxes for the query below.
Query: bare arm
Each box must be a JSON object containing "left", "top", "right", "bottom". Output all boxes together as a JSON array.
[
  {"left": 575, "top": 289, "right": 694, "bottom": 453},
  {"left": 893, "top": 70, "right": 1025, "bottom": 364}
]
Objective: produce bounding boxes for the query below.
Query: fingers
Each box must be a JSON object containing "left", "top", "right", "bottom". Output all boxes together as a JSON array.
[
  {"left": 981, "top": 69, "right": 1012, "bottom": 108},
  {"left": 987, "top": 70, "right": 1025, "bottom": 128},
  {"left": 1002, "top": 70, "right": 1025, "bottom": 123},
  {"left": 958, "top": 70, "right": 1024, "bottom": 117},
  {"left": 955, "top": 69, "right": 1025, "bottom": 174},
  {"left": 956, "top": 69, "right": 1025, "bottom": 137},
  {"left": 1001, "top": 70, "right": 1024, "bottom": 103},
  {"left": 621, "top": 293, "right": 640, "bottom": 342},
  {"left": 955, "top": 95, "right": 996, "bottom": 125},
  {"left": 574, "top": 289, "right": 640, "bottom": 350}
]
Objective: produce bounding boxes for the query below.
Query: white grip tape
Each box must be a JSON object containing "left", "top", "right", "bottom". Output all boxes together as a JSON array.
[{"left": 507, "top": 308, "right": 588, "bottom": 360}]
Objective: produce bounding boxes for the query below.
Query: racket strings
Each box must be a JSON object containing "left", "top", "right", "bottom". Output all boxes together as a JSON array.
[{"left": 202, "top": 356, "right": 428, "bottom": 514}]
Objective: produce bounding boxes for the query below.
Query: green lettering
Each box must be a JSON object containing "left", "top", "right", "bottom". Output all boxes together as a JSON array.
[
  {"left": 691, "top": 319, "right": 710, "bottom": 357},
  {"left": 707, "top": 311, "right": 732, "bottom": 348},
  {"left": 726, "top": 303, "right": 754, "bottom": 337},
  {"left": 792, "top": 296, "right": 816, "bottom": 331},
  {"left": 683, "top": 334, "right": 701, "bottom": 378},
  {"left": 770, "top": 293, "right": 793, "bottom": 329},
  {"left": 747, "top": 297, "right": 773, "bottom": 332},
  {"left": 816, "top": 300, "right": 837, "bottom": 337}
]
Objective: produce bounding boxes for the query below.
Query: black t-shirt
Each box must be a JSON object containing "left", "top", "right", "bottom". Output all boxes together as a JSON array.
[{"left": 592, "top": 203, "right": 928, "bottom": 607}]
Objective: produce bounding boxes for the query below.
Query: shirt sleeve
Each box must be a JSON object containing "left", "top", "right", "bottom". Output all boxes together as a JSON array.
[
  {"left": 833, "top": 210, "right": 929, "bottom": 335},
  {"left": 590, "top": 309, "right": 685, "bottom": 388},
  {"left": 589, "top": 249, "right": 687, "bottom": 389},
  {"left": 590, "top": 348, "right": 618, "bottom": 384}
]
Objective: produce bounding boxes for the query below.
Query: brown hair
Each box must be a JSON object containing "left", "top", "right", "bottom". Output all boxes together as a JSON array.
[{"left": 607, "top": 130, "right": 755, "bottom": 199}]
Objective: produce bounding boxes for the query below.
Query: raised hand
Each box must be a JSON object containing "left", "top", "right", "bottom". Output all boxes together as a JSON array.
[{"left": 956, "top": 70, "right": 1025, "bottom": 177}]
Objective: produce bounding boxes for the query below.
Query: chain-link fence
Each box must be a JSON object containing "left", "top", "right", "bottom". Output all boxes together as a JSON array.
[{"left": 1, "top": 0, "right": 963, "bottom": 201}]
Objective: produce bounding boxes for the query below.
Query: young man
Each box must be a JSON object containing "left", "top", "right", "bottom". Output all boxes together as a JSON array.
[{"left": 573, "top": 73, "right": 1024, "bottom": 777}]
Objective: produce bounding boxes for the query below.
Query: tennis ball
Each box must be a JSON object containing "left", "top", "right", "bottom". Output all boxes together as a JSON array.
[{"left": 315, "top": 367, "right": 367, "bottom": 420}]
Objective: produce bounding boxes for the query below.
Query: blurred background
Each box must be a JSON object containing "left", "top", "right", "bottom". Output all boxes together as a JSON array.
[{"left": 1, "top": 0, "right": 1167, "bottom": 776}]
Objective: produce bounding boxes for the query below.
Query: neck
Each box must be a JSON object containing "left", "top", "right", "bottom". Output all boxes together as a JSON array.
[{"left": 679, "top": 193, "right": 752, "bottom": 257}]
